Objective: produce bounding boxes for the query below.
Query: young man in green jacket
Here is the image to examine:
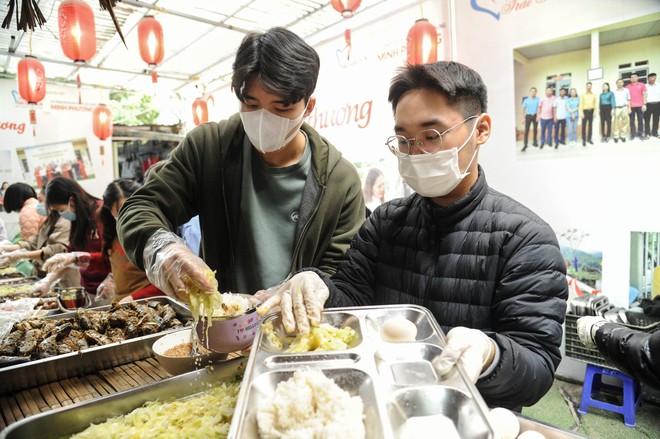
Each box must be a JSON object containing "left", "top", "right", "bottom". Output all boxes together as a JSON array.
[{"left": 117, "top": 27, "right": 365, "bottom": 301}]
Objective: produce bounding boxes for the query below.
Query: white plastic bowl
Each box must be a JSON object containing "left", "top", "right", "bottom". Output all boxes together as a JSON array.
[{"left": 152, "top": 328, "right": 227, "bottom": 375}]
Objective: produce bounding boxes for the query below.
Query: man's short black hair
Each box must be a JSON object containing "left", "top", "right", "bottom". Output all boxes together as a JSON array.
[
  {"left": 3, "top": 182, "right": 37, "bottom": 213},
  {"left": 649, "top": 73, "right": 657, "bottom": 78},
  {"left": 388, "top": 61, "right": 487, "bottom": 118},
  {"left": 232, "top": 27, "right": 320, "bottom": 106}
]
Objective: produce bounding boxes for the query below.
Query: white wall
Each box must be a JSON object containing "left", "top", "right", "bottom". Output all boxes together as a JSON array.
[{"left": 0, "top": 79, "right": 112, "bottom": 236}]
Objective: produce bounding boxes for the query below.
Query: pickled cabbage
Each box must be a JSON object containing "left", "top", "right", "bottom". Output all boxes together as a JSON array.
[
  {"left": 187, "top": 270, "right": 223, "bottom": 328},
  {"left": 262, "top": 321, "right": 356, "bottom": 353},
  {"left": 69, "top": 381, "right": 241, "bottom": 439}
]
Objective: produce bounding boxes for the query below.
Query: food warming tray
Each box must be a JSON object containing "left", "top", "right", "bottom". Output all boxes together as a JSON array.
[
  {"left": 230, "top": 305, "right": 495, "bottom": 439},
  {"left": 0, "top": 297, "right": 191, "bottom": 394},
  {"left": 0, "top": 356, "right": 247, "bottom": 439}
]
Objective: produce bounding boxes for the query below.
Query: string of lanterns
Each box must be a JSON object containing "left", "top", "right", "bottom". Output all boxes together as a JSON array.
[{"left": 16, "top": 0, "right": 440, "bottom": 136}]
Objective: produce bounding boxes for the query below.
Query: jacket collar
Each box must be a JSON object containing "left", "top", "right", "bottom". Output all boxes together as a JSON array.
[{"left": 422, "top": 165, "right": 488, "bottom": 226}]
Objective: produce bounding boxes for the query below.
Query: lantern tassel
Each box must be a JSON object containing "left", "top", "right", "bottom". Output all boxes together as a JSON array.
[
  {"left": 99, "top": 0, "right": 127, "bottom": 48},
  {"left": 2, "top": 0, "right": 46, "bottom": 31}
]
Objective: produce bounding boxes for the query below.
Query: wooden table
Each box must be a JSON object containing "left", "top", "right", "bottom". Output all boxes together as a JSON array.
[
  {"left": 0, "top": 357, "right": 171, "bottom": 431},
  {"left": 0, "top": 350, "right": 243, "bottom": 433}
]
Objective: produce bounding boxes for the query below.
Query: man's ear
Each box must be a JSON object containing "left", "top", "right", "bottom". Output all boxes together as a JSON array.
[
  {"left": 304, "top": 96, "right": 317, "bottom": 117},
  {"left": 476, "top": 113, "right": 491, "bottom": 145}
]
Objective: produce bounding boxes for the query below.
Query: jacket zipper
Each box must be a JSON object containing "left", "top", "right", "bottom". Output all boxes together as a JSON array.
[
  {"left": 220, "top": 166, "right": 236, "bottom": 289},
  {"left": 290, "top": 184, "right": 326, "bottom": 273}
]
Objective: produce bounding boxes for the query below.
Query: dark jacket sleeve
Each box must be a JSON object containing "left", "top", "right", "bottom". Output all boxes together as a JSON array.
[
  {"left": 117, "top": 126, "right": 208, "bottom": 270},
  {"left": 477, "top": 220, "right": 568, "bottom": 408},
  {"left": 594, "top": 323, "right": 660, "bottom": 389}
]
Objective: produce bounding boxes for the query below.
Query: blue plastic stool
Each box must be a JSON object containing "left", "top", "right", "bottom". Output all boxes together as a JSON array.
[{"left": 578, "top": 364, "right": 641, "bottom": 427}]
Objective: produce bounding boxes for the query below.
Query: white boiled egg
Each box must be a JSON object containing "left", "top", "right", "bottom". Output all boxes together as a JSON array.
[
  {"left": 380, "top": 316, "right": 417, "bottom": 342},
  {"left": 489, "top": 407, "right": 520, "bottom": 439}
]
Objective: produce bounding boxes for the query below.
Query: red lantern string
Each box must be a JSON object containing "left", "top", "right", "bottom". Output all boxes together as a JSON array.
[
  {"left": 138, "top": 16, "right": 164, "bottom": 67},
  {"left": 192, "top": 98, "right": 208, "bottom": 126},
  {"left": 407, "top": 18, "right": 437, "bottom": 65},
  {"left": 58, "top": 0, "right": 96, "bottom": 65},
  {"left": 17, "top": 54, "right": 46, "bottom": 136},
  {"left": 330, "top": 0, "right": 362, "bottom": 18},
  {"left": 92, "top": 104, "right": 113, "bottom": 140}
]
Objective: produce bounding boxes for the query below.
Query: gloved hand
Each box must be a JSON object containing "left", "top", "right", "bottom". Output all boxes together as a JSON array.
[
  {"left": 0, "top": 244, "right": 20, "bottom": 253},
  {"left": 96, "top": 273, "right": 116, "bottom": 300},
  {"left": 0, "top": 249, "right": 28, "bottom": 268},
  {"left": 577, "top": 316, "right": 607, "bottom": 348},
  {"left": 143, "top": 229, "right": 216, "bottom": 303},
  {"left": 432, "top": 327, "right": 495, "bottom": 384},
  {"left": 43, "top": 252, "right": 91, "bottom": 273},
  {"left": 256, "top": 271, "right": 329, "bottom": 335},
  {"left": 31, "top": 271, "right": 63, "bottom": 296}
]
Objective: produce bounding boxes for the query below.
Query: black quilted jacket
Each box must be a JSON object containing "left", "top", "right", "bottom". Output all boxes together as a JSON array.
[{"left": 325, "top": 166, "right": 568, "bottom": 409}]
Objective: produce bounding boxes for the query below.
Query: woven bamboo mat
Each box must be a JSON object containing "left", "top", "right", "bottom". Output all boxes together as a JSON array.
[{"left": 0, "top": 352, "right": 241, "bottom": 430}]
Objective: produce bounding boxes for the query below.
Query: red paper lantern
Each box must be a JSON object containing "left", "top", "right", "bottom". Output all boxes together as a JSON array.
[
  {"left": 138, "top": 16, "right": 164, "bottom": 67},
  {"left": 192, "top": 98, "right": 208, "bottom": 126},
  {"left": 92, "top": 104, "right": 113, "bottom": 140},
  {"left": 17, "top": 55, "right": 46, "bottom": 104},
  {"left": 407, "top": 19, "right": 438, "bottom": 65},
  {"left": 331, "top": 0, "right": 362, "bottom": 18},
  {"left": 58, "top": 0, "right": 97, "bottom": 64}
]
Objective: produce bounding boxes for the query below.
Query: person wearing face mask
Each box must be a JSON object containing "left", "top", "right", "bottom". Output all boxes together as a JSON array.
[
  {"left": 257, "top": 62, "right": 568, "bottom": 411},
  {"left": 0, "top": 198, "right": 72, "bottom": 280},
  {"left": 2, "top": 182, "right": 46, "bottom": 241},
  {"left": 116, "top": 27, "right": 364, "bottom": 303},
  {"left": 31, "top": 177, "right": 110, "bottom": 297}
]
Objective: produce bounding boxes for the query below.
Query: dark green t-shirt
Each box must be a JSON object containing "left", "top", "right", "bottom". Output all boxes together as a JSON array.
[{"left": 235, "top": 133, "right": 311, "bottom": 292}]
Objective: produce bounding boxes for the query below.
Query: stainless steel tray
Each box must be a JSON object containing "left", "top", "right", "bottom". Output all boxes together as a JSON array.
[
  {"left": 0, "top": 276, "right": 38, "bottom": 286},
  {"left": 0, "top": 356, "right": 247, "bottom": 439},
  {"left": 230, "top": 305, "right": 495, "bottom": 439},
  {"left": 0, "top": 297, "right": 192, "bottom": 394},
  {"left": 517, "top": 414, "right": 588, "bottom": 439}
]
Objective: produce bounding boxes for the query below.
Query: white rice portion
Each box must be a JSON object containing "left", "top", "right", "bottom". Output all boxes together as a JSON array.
[
  {"left": 257, "top": 369, "right": 365, "bottom": 439},
  {"left": 212, "top": 293, "right": 251, "bottom": 317}
]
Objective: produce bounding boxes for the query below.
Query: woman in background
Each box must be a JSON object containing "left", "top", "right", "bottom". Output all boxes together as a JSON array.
[
  {"left": 362, "top": 168, "right": 385, "bottom": 213},
  {"left": 0, "top": 181, "right": 8, "bottom": 212},
  {"left": 34, "top": 177, "right": 110, "bottom": 297},
  {"left": 0, "top": 203, "right": 72, "bottom": 280},
  {"left": 98, "top": 179, "right": 163, "bottom": 303},
  {"left": 599, "top": 82, "right": 615, "bottom": 143},
  {"left": 566, "top": 88, "right": 580, "bottom": 146},
  {"left": 2, "top": 182, "right": 45, "bottom": 241}
]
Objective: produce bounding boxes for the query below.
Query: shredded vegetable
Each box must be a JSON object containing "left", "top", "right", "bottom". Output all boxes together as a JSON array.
[
  {"left": 68, "top": 381, "right": 241, "bottom": 439},
  {"left": 187, "top": 270, "right": 223, "bottom": 328},
  {"left": 262, "top": 321, "right": 356, "bottom": 353}
]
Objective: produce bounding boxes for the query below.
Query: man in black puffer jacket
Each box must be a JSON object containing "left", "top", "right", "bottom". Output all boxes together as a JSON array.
[{"left": 258, "top": 61, "right": 568, "bottom": 410}]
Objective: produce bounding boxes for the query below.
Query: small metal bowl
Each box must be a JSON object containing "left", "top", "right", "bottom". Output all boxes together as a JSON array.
[
  {"left": 56, "top": 287, "right": 89, "bottom": 312},
  {"left": 194, "top": 293, "right": 260, "bottom": 354}
]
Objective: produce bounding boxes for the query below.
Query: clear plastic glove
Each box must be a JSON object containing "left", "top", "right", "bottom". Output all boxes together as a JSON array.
[
  {"left": 31, "top": 271, "right": 64, "bottom": 296},
  {"left": 143, "top": 229, "right": 216, "bottom": 303},
  {"left": 0, "top": 249, "right": 28, "bottom": 268},
  {"left": 0, "top": 244, "right": 20, "bottom": 253},
  {"left": 256, "top": 271, "right": 329, "bottom": 335},
  {"left": 577, "top": 316, "right": 607, "bottom": 348},
  {"left": 432, "top": 327, "right": 495, "bottom": 384},
  {"left": 42, "top": 251, "right": 90, "bottom": 273},
  {"left": 118, "top": 295, "right": 134, "bottom": 304},
  {"left": 96, "top": 273, "right": 116, "bottom": 300}
]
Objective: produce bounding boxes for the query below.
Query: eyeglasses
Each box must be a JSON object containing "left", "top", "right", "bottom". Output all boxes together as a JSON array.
[{"left": 386, "top": 115, "right": 478, "bottom": 158}]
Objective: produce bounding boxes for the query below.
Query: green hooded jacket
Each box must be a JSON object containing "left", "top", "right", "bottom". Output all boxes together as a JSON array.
[{"left": 117, "top": 113, "right": 365, "bottom": 291}]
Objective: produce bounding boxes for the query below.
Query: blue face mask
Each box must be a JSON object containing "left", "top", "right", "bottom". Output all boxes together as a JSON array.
[
  {"left": 59, "top": 209, "right": 76, "bottom": 222},
  {"left": 36, "top": 203, "right": 48, "bottom": 217}
]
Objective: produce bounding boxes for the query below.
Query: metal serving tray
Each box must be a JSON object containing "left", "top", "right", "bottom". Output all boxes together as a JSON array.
[
  {"left": 230, "top": 305, "right": 495, "bottom": 439},
  {"left": 0, "top": 297, "right": 192, "bottom": 394},
  {"left": 0, "top": 276, "right": 38, "bottom": 286},
  {"left": 0, "top": 356, "right": 247, "bottom": 439}
]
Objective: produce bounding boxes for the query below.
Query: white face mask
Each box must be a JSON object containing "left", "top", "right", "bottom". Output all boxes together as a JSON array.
[
  {"left": 239, "top": 106, "right": 306, "bottom": 154},
  {"left": 398, "top": 117, "right": 480, "bottom": 198}
]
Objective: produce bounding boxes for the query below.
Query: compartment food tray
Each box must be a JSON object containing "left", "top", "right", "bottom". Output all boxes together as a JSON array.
[
  {"left": 0, "top": 356, "right": 247, "bottom": 438},
  {"left": 230, "top": 305, "right": 494, "bottom": 439},
  {"left": 0, "top": 296, "right": 191, "bottom": 394}
]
